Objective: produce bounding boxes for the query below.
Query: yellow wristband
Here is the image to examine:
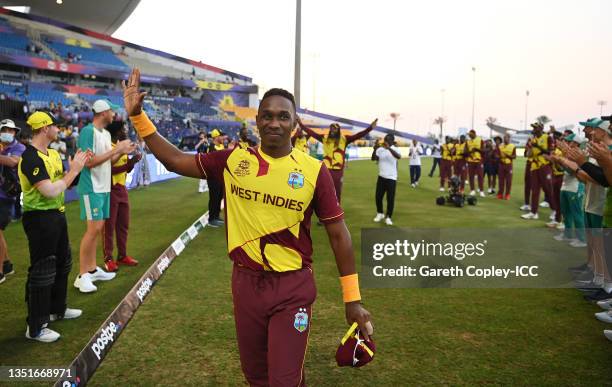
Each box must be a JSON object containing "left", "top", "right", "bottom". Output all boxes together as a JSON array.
[
  {"left": 129, "top": 111, "right": 157, "bottom": 138},
  {"left": 340, "top": 273, "right": 361, "bottom": 303}
]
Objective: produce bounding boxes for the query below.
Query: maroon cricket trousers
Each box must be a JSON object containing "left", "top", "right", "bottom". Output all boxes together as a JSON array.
[
  {"left": 440, "top": 159, "right": 452, "bottom": 188},
  {"left": 103, "top": 184, "right": 130, "bottom": 259},
  {"left": 551, "top": 174, "right": 563, "bottom": 222},
  {"left": 453, "top": 160, "right": 467, "bottom": 190},
  {"left": 524, "top": 161, "right": 532, "bottom": 205},
  {"left": 498, "top": 163, "right": 513, "bottom": 197},
  {"left": 232, "top": 264, "right": 316, "bottom": 386},
  {"left": 329, "top": 169, "right": 343, "bottom": 204},
  {"left": 468, "top": 161, "right": 484, "bottom": 191},
  {"left": 530, "top": 165, "right": 556, "bottom": 215}
]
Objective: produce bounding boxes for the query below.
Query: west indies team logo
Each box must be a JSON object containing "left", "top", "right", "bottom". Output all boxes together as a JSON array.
[
  {"left": 234, "top": 159, "right": 251, "bottom": 177},
  {"left": 287, "top": 170, "right": 304, "bottom": 189},
  {"left": 293, "top": 308, "right": 309, "bottom": 333}
]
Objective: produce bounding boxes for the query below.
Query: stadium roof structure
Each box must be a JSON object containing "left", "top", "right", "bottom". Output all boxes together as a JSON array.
[{"left": 0, "top": 0, "right": 140, "bottom": 35}]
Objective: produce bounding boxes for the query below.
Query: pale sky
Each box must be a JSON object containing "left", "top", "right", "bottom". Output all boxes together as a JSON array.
[{"left": 114, "top": 0, "right": 612, "bottom": 136}]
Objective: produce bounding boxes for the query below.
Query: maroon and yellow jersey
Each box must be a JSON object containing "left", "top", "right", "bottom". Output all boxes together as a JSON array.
[
  {"left": 552, "top": 148, "right": 564, "bottom": 176},
  {"left": 530, "top": 134, "right": 553, "bottom": 171},
  {"left": 322, "top": 135, "right": 349, "bottom": 170},
  {"left": 466, "top": 137, "right": 483, "bottom": 163},
  {"left": 293, "top": 136, "right": 309, "bottom": 153},
  {"left": 441, "top": 143, "right": 454, "bottom": 161},
  {"left": 196, "top": 147, "right": 343, "bottom": 272},
  {"left": 498, "top": 143, "right": 516, "bottom": 165},
  {"left": 453, "top": 143, "right": 467, "bottom": 161}
]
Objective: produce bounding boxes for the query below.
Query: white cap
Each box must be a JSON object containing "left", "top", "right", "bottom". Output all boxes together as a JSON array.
[
  {"left": 92, "top": 99, "right": 117, "bottom": 114},
  {"left": 0, "top": 119, "right": 20, "bottom": 133}
]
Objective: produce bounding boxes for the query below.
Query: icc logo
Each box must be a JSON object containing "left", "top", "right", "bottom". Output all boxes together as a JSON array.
[
  {"left": 287, "top": 171, "right": 304, "bottom": 189},
  {"left": 293, "top": 308, "right": 309, "bottom": 333}
]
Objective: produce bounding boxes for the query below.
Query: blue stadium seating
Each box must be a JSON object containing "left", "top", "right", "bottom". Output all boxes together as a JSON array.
[{"left": 46, "top": 41, "right": 127, "bottom": 70}]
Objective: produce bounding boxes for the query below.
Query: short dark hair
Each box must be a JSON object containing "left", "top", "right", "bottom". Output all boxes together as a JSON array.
[{"left": 261, "top": 88, "right": 296, "bottom": 111}]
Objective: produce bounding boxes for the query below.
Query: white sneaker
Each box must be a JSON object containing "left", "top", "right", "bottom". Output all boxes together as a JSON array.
[
  {"left": 469, "top": 190, "right": 476, "bottom": 196},
  {"left": 553, "top": 233, "right": 569, "bottom": 242},
  {"left": 546, "top": 221, "right": 559, "bottom": 228},
  {"left": 549, "top": 211, "right": 556, "bottom": 221},
  {"left": 605, "top": 330, "right": 612, "bottom": 342},
  {"left": 521, "top": 212, "right": 539, "bottom": 220},
  {"left": 520, "top": 204, "right": 531, "bottom": 211},
  {"left": 479, "top": 191, "right": 486, "bottom": 198},
  {"left": 373, "top": 213, "right": 385, "bottom": 222},
  {"left": 411, "top": 183, "right": 416, "bottom": 188},
  {"left": 595, "top": 311, "right": 612, "bottom": 323},
  {"left": 50, "top": 308, "right": 82, "bottom": 322},
  {"left": 74, "top": 273, "right": 97, "bottom": 293},
  {"left": 556, "top": 223, "right": 565, "bottom": 230},
  {"left": 569, "top": 239, "right": 587, "bottom": 248},
  {"left": 385, "top": 217, "right": 393, "bottom": 226},
  {"left": 439, "top": 187, "right": 445, "bottom": 192},
  {"left": 540, "top": 201, "right": 549, "bottom": 208},
  {"left": 26, "top": 325, "right": 60, "bottom": 343},
  {"left": 90, "top": 266, "right": 116, "bottom": 282},
  {"left": 597, "top": 298, "right": 612, "bottom": 310}
]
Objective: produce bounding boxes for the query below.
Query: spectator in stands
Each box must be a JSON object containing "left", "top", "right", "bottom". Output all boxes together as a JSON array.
[
  {"left": 0, "top": 119, "right": 25, "bottom": 284},
  {"left": 103, "top": 121, "right": 141, "bottom": 272},
  {"left": 428, "top": 139, "right": 441, "bottom": 177},
  {"left": 207, "top": 129, "right": 227, "bottom": 227},
  {"left": 18, "top": 111, "right": 89, "bottom": 342},
  {"left": 74, "top": 100, "right": 135, "bottom": 293},
  {"left": 195, "top": 131, "right": 209, "bottom": 193},
  {"left": 409, "top": 139, "right": 423, "bottom": 188},
  {"left": 49, "top": 134, "right": 67, "bottom": 161}
]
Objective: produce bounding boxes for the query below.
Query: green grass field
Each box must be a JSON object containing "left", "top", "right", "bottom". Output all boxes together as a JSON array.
[{"left": 1, "top": 158, "right": 610, "bottom": 386}]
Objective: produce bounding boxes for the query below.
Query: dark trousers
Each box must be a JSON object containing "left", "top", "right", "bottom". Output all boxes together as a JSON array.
[
  {"left": 232, "top": 265, "right": 315, "bottom": 387},
  {"left": 429, "top": 158, "right": 441, "bottom": 177},
  {"left": 329, "top": 169, "right": 344, "bottom": 203},
  {"left": 375, "top": 176, "right": 397, "bottom": 217},
  {"left": 440, "top": 159, "right": 452, "bottom": 188},
  {"left": 468, "top": 162, "right": 484, "bottom": 191},
  {"left": 530, "top": 165, "right": 556, "bottom": 215},
  {"left": 498, "top": 163, "right": 513, "bottom": 196},
  {"left": 22, "top": 210, "right": 71, "bottom": 337},
  {"left": 208, "top": 178, "right": 223, "bottom": 220},
  {"left": 453, "top": 159, "right": 467, "bottom": 189},
  {"left": 524, "top": 161, "right": 532, "bottom": 205},
  {"left": 410, "top": 165, "right": 421, "bottom": 184},
  {"left": 103, "top": 184, "right": 130, "bottom": 259},
  {"left": 552, "top": 175, "right": 563, "bottom": 222}
]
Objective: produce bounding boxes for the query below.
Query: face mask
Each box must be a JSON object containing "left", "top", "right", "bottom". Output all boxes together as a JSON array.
[{"left": 0, "top": 133, "right": 14, "bottom": 143}]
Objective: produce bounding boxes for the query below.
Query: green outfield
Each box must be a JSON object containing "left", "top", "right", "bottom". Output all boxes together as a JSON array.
[{"left": 1, "top": 158, "right": 609, "bottom": 386}]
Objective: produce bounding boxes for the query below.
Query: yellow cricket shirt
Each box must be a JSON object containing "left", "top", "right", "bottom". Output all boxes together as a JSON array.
[{"left": 196, "top": 146, "right": 344, "bottom": 272}]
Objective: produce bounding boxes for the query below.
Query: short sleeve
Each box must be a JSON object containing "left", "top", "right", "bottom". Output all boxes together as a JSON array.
[
  {"left": 313, "top": 164, "right": 344, "bottom": 224},
  {"left": 375, "top": 147, "right": 384, "bottom": 158},
  {"left": 77, "top": 126, "right": 93, "bottom": 152},
  {"left": 195, "top": 148, "right": 232, "bottom": 181},
  {"left": 20, "top": 149, "right": 50, "bottom": 185}
]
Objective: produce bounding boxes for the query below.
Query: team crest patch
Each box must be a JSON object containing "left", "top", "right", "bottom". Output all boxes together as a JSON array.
[
  {"left": 294, "top": 308, "right": 309, "bottom": 333},
  {"left": 234, "top": 160, "right": 251, "bottom": 177},
  {"left": 288, "top": 171, "right": 304, "bottom": 189}
]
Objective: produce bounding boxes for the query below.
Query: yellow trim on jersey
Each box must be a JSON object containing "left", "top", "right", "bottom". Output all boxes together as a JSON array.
[
  {"left": 322, "top": 135, "right": 348, "bottom": 170},
  {"left": 499, "top": 143, "right": 515, "bottom": 165},
  {"left": 466, "top": 137, "right": 482, "bottom": 163}
]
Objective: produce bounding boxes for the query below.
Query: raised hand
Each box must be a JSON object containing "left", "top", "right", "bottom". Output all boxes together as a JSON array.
[
  {"left": 588, "top": 141, "right": 612, "bottom": 162},
  {"left": 69, "top": 149, "right": 90, "bottom": 173},
  {"left": 369, "top": 119, "right": 378, "bottom": 130},
  {"left": 122, "top": 68, "right": 147, "bottom": 117}
]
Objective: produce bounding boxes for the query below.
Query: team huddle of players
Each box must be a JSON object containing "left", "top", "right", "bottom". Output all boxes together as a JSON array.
[{"left": 439, "top": 130, "right": 517, "bottom": 199}]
